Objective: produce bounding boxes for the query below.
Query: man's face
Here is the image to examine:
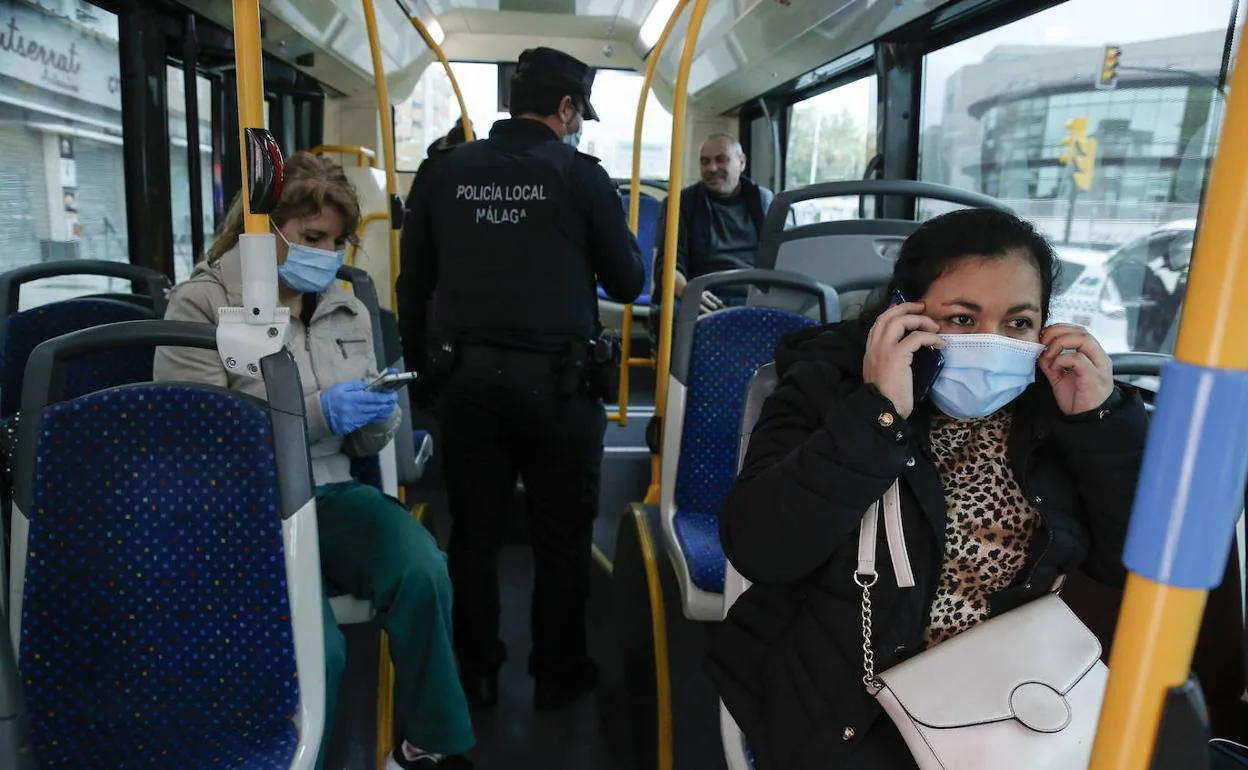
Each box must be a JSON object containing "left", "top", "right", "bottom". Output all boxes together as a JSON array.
[{"left": 699, "top": 138, "right": 745, "bottom": 195}]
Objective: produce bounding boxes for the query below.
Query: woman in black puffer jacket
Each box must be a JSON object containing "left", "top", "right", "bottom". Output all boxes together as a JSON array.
[{"left": 707, "top": 208, "right": 1149, "bottom": 770}]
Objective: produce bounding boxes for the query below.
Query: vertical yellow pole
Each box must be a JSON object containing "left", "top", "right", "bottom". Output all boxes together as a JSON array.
[
  {"left": 407, "top": 16, "right": 475, "bottom": 143},
  {"left": 613, "top": 0, "right": 689, "bottom": 428},
  {"left": 1089, "top": 29, "right": 1248, "bottom": 769},
  {"left": 360, "top": 6, "right": 402, "bottom": 766},
  {"left": 360, "top": 0, "right": 401, "bottom": 311},
  {"left": 231, "top": 1, "right": 266, "bottom": 236},
  {"left": 647, "top": 0, "right": 710, "bottom": 505}
]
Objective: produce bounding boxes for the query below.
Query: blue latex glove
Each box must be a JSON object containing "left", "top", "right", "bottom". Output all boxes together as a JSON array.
[{"left": 320, "top": 379, "right": 399, "bottom": 436}]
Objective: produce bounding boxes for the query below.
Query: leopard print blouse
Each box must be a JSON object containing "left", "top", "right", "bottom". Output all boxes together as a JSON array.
[{"left": 922, "top": 408, "right": 1040, "bottom": 648}]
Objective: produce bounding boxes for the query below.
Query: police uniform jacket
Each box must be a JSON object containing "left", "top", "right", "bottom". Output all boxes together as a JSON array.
[{"left": 398, "top": 118, "right": 645, "bottom": 370}]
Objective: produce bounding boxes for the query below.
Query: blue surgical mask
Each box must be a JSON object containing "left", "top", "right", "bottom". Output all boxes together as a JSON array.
[
  {"left": 275, "top": 226, "right": 345, "bottom": 293},
  {"left": 929, "top": 333, "right": 1046, "bottom": 420},
  {"left": 563, "top": 114, "right": 583, "bottom": 148}
]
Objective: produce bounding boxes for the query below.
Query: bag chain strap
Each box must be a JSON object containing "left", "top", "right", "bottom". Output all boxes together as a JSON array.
[{"left": 854, "top": 570, "right": 880, "bottom": 692}]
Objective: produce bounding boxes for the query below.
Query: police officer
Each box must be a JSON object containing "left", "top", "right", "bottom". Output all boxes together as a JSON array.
[{"left": 397, "top": 47, "right": 644, "bottom": 711}]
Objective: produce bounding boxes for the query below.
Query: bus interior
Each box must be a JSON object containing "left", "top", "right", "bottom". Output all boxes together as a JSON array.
[{"left": 0, "top": 0, "right": 1245, "bottom": 768}]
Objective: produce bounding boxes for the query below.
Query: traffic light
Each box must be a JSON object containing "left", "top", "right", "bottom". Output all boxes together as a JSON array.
[
  {"left": 1059, "top": 117, "right": 1098, "bottom": 191},
  {"left": 1096, "top": 45, "right": 1122, "bottom": 90}
]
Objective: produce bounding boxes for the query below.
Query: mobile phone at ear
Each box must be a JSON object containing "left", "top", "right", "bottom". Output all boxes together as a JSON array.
[
  {"left": 889, "top": 291, "right": 945, "bottom": 402},
  {"left": 367, "top": 371, "right": 419, "bottom": 393}
]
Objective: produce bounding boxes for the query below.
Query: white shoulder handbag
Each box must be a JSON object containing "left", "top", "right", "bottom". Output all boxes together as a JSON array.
[{"left": 855, "top": 481, "right": 1109, "bottom": 769}]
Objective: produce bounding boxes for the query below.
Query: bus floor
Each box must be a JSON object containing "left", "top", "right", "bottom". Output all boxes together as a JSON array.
[{"left": 324, "top": 402, "right": 652, "bottom": 769}]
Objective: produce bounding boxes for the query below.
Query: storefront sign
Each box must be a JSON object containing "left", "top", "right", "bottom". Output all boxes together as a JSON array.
[{"left": 0, "top": 0, "right": 120, "bottom": 113}]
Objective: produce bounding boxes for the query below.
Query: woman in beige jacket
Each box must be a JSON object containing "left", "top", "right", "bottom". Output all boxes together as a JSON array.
[{"left": 153, "top": 152, "right": 474, "bottom": 770}]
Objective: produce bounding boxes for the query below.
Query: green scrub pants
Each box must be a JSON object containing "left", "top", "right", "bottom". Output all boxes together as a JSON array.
[{"left": 313, "top": 481, "right": 474, "bottom": 769}]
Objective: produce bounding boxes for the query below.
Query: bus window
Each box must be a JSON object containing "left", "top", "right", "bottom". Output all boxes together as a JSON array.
[
  {"left": 748, "top": 113, "right": 776, "bottom": 192},
  {"left": 785, "top": 76, "right": 877, "bottom": 224},
  {"left": 167, "top": 66, "right": 214, "bottom": 281},
  {"left": 918, "top": 0, "right": 1238, "bottom": 356},
  {"left": 0, "top": 3, "right": 132, "bottom": 309},
  {"left": 395, "top": 63, "right": 674, "bottom": 183}
]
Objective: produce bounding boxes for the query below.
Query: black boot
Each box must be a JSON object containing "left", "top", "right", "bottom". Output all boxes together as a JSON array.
[
  {"left": 459, "top": 669, "right": 499, "bottom": 709},
  {"left": 534, "top": 658, "right": 598, "bottom": 710}
]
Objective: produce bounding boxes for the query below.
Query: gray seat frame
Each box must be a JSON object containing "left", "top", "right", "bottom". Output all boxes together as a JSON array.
[
  {"left": 0, "top": 260, "right": 172, "bottom": 325},
  {"left": 719, "top": 362, "right": 777, "bottom": 770},
  {"left": 755, "top": 180, "right": 1012, "bottom": 319}
]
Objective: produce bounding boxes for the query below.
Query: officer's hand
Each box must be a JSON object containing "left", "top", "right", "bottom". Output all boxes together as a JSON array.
[{"left": 699, "top": 291, "right": 725, "bottom": 315}]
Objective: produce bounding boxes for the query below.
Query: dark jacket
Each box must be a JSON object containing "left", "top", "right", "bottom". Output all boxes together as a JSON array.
[
  {"left": 397, "top": 118, "right": 644, "bottom": 372},
  {"left": 405, "top": 125, "right": 468, "bottom": 207},
  {"left": 706, "top": 319, "right": 1149, "bottom": 770},
  {"left": 651, "top": 176, "right": 774, "bottom": 295}
]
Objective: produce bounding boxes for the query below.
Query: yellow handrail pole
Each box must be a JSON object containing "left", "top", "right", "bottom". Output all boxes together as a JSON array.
[
  {"left": 310, "top": 144, "right": 377, "bottom": 168},
  {"left": 613, "top": 0, "right": 690, "bottom": 427},
  {"left": 407, "top": 15, "right": 475, "bottom": 143},
  {"left": 360, "top": 0, "right": 402, "bottom": 312},
  {"left": 647, "top": 0, "right": 709, "bottom": 505},
  {"left": 632, "top": 506, "right": 674, "bottom": 770},
  {"left": 231, "top": 0, "right": 266, "bottom": 236},
  {"left": 347, "top": 211, "right": 390, "bottom": 268},
  {"left": 1089, "top": 31, "right": 1248, "bottom": 770}
]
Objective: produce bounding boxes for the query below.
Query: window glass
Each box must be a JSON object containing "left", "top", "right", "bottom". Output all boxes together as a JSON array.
[
  {"left": 396, "top": 62, "right": 466, "bottom": 172},
  {"left": 395, "top": 63, "right": 674, "bottom": 181},
  {"left": 918, "top": 0, "right": 1238, "bottom": 356},
  {"left": 749, "top": 113, "right": 776, "bottom": 192},
  {"left": 784, "top": 76, "right": 878, "bottom": 224},
  {"left": 0, "top": 2, "right": 132, "bottom": 309},
  {"left": 167, "top": 66, "right": 214, "bottom": 281},
  {"left": 578, "top": 69, "right": 673, "bottom": 180}
]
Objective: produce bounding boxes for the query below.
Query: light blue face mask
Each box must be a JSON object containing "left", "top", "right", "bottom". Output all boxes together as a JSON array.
[
  {"left": 275, "top": 226, "right": 345, "bottom": 293},
  {"left": 929, "top": 333, "right": 1047, "bottom": 420},
  {"left": 563, "top": 113, "right": 583, "bottom": 148}
]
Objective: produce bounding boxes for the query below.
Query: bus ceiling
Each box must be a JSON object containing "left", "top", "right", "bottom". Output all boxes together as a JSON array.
[{"left": 167, "top": 0, "right": 962, "bottom": 115}]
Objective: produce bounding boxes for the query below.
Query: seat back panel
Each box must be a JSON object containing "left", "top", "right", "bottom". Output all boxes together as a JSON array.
[
  {"left": 21, "top": 386, "right": 300, "bottom": 744},
  {"left": 1, "top": 298, "right": 153, "bottom": 417},
  {"left": 674, "top": 308, "right": 816, "bottom": 517},
  {"left": 757, "top": 222, "right": 912, "bottom": 321},
  {"left": 600, "top": 191, "right": 659, "bottom": 304}
]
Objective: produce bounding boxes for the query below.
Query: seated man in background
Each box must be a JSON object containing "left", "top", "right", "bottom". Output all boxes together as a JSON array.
[{"left": 650, "top": 132, "right": 775, "bottom": 317}]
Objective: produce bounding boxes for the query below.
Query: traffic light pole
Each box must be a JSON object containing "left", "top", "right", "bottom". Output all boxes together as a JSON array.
[{"left": 1064, "top": 170, "right": 1079, "bottom": 244}]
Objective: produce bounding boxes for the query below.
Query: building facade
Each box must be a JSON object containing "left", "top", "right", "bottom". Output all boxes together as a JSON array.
[
  {"left": 0, "top": 0, "right": 127, "bottom": 278},
  {"left": 925, "top": 29, "right": 1224, "bottom": 246}
]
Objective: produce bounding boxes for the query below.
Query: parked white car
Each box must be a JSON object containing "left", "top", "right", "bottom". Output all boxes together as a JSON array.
[{"left": 1049, "top": 220, "right": 1195, "bottom": 355}]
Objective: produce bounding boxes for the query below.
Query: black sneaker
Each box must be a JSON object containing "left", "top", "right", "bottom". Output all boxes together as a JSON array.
[{"left": 385, "top": 747, "right": 474, "bottom": 769}]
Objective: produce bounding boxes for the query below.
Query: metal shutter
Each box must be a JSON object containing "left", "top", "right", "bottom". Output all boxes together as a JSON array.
[
  {"left": 0, "top": 125, "right": 45, "bottom": 272},
  {"left": 75, "top": 137, "right": 128, "bottom": 263}
]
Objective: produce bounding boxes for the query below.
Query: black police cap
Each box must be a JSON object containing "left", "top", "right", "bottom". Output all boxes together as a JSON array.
[{"left": 515, "top": 47, "right": 599, "bottom": 121}]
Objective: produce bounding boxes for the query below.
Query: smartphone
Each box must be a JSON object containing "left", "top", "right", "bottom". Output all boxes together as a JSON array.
[
  {"left": 367, "top": 371, "right": 419, "bottom": 393},
  {"left": 890, "top": 291, "right": 945, "bottom": 402}
]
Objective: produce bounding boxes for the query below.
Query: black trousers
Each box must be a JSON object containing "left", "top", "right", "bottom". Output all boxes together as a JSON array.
[{"left": 440, "top": 345, "right": 607, "bottom": 680}]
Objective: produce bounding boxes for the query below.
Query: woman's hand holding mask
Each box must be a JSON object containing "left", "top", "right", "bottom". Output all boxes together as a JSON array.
[
  {"left": 1038, "top": 324, "right": 1114, "bottom": 416},
  {"left": 863, "top": 301, "right": 945, "bottom": 419}
]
